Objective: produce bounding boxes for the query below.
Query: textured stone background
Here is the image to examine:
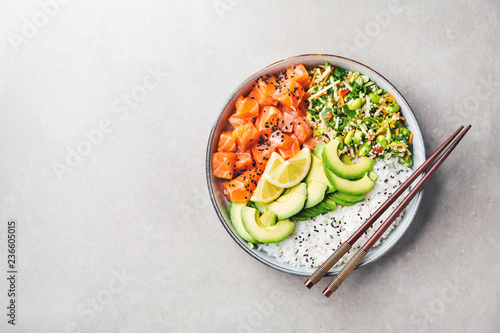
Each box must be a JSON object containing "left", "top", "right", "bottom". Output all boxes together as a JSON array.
[{"left": 0, "top": 1, "right": 498, "bottom": 332}]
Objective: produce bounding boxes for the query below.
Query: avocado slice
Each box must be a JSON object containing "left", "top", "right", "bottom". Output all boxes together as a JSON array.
[
  {"left": 241, "top": 207, "right": 295, "bottom": 243},
  {"left": 312, "top": 141, "right": 326, "bottom": 158},
  {"left": 290, "top": 193, "right": 337, "bottom": 221},
  {"left": 322, "top": 140, "right": 375, "bottom": 180},
  {"left": 304, "top": 181, "right": 327, "bottom": 208},
  {"left": 340, "top": 154, "right": 353, "bottom": 165},
  {"left": 254, "top": 183, "right": 307, "bottom": 220},
  {"left": 332, "top": 197, "right": 361, "bottom": 207},
  {"left": 259, "top": 210, "right": 277, "bottom": 227},
  {"left": 330, "top": 192, "right": 365, "bottom": 206},
  {"left": 323, "top": 161, "right": 336, "bottom": 189},
  {"left": 290, "top": 204, "right": 327, "bottom": 221},
  {"left": 329, "top": 172, "right": 375, "bottom": 195},
  {"left": 329, "top": 197, "right": 354, "bottom": 206},
  {"left": 305, "top": 154, "right": 335, "bottom": 193},
  {"left": 321, "top": 194, "right": 338, "bottom": 210},
  {"left": 228, "top": 202, "right": 259, "bottom": 243}
]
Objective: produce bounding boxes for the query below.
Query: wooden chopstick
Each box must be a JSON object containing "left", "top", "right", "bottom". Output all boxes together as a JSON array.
[
  {"left": 305, "top": 125, "right": 467, "bottom": 289},
  {"left": 323, "top": 125, "right": 471, "bottom": 297}
]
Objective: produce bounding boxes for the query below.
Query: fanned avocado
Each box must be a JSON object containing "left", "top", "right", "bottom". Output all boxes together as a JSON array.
[
  {"left": 312, "top": 141, "right": 326, "bottom": 158},
  {"left": 323, "top": 161, "right": 337, "bottom": 188},
  {"left": 228, "top": 202, "right": 259, "bottom": 243},
  {"left": 290, "top": 193, "right": 337, "bottom": 221},
  {"left": 340, "top": 154, "right": 353, "bottom": 165},
  {"left": 241, "top": 207, "right": 295, "bottom": 243},
  {"left": 305, "top": 154, "right": 335, "bottom": 193},
  {"left": 259, "top": 210, "right": 277, "bottom": 227},
  {"left": 254, "top": 183, "right": 307, "bottom": 220},
  {"left": 329, "top": 172, "right": 375, "bottom": 195},
  {"left": 304, "top": 181, "right": 327, "bottom": 208},
  {"left": 322, "top": 140, "right": 374, "bottom": 180},
  {"left": 290, "top": 205, "right": 327, "bottom": 221},
  {"left": 321, "top": 193, "right": 338, "bottom": 210},
  {"left": 330, "top": 192, "right": 365, "bottom": 206}
]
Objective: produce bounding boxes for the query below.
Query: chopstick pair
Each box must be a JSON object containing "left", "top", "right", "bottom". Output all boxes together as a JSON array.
[{"left": 304, "top": 125, "right": 471, "bottom": 297}]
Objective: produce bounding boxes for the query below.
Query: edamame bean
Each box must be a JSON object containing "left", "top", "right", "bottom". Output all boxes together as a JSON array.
[
  {"left": 376, "top": 135, "right": 387, "bottom": 149},
  {"left": 369, "top": 93, "right": 381, "bottom": 104},
  {"left": 386, "top": 103, "right": 400, "bottom": 114},
  {"left": 347, "top": 98, "right": 363, "bottom": 110},
  {"left": 400, "top": 127, "right": 410, "bottom": 137},
  {"left": 359, "top": 143, "right": 370, "bottom": 156},
  {"left": 376, "top": 88, "right": 383, "bottom": 94},
  {"left": 344, "top": 130, "right": 354, "bottom": 144}
]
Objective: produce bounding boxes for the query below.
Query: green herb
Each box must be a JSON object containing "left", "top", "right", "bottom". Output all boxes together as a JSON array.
[
  {"left": 345, "top": 109, "right": 357, "bottom": 118},
  {"left": 337, "top": 116, "right": 348, "bottom": 130},
  {"left": 332, "top": 68, "right": 348, "bottom": 81}
]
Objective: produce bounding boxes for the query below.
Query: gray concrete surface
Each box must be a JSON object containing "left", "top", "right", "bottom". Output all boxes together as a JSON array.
[{"left": 0, "top": 0, "right": 498, "bottom": 332}]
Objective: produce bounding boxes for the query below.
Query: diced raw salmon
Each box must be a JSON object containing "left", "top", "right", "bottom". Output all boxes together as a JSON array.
[
  {"left": 303, "top": 136, "right": 323, "bottom": 151},
  {"left": 296, "top": 99, "right": 309, "bottom": 117},
  {"left": 273, "top": 78, "right": 305, "bottom": 110},
  {"left": 247, "top": 90, "right": 257, "bottom": 101},
  {"left": 277, "top": 133, "right": 300, "bottom": 159},
  {"left": 212, "top": 152, "right": 236, "bottom": 180},
  {"left": 252, "top": 75, "right": 278, "bottom": 106},
  {"left": 228, "top": 113, "right": 253, "bottom": 128},
  {"left": 233, "top": 122, "right": 259, "bottom": 149},
  {"left": 255, "top": 106, "right": 283, "bottom": 140},
  {"left": 217, "top": 130, "right": 237, "bottom": 152},
  {"left": 285, "top": 64, "right": 311, "bottom": 88},
  {"left": 251, "top": 140, "right": 276, "bottom": 164},
  {"left": 293, "top": 116, "right": 313, "bottom": 144},
  {"left": 269, "top": 130, "right": 288, "bottom": 147},
  {"left": 281, "top": 112, "right": 294, "bottom": 133},
  {"left": 222, "top": 168, "right": 262, "bottom": 202},
  {"left": 254, "top": 161, "right": 267, "bottom": 173},
  {"left": 234, "top": 148, "right": 254, "bottom": 177},
  {"left": 235, "top": 96, "right": 259, "bottom": 118},
  {"left": 269, "top": 130, "right": 300, "bottom": 159},
  {"left": 278, "top": 103, "right": 307, "bottom": 118},
  {"left": 214, "top": 63, "right": 318, "bottom": 196}
]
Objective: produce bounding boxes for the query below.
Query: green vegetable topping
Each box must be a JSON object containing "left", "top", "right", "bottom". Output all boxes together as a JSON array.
[
  {"left": 386, "top": 103, "right": 400, "bottom": 114},
  {"left": 358, "top": 143, "right": 371, "bottom": 156},
  {"left": 369, "top": 93, "right": 381, "bottom": 104},
  {"left": 353, "top": 130, "right": 364, "bottom": 145},
  {"left": 347, "top": 98, "right": 363, "bottom": 110},
  {"left": 344, "top": 131, "right": 354, "bottom": 145},
  {"left": 306, "top": 64, "right": 414, "bottom": 166}
]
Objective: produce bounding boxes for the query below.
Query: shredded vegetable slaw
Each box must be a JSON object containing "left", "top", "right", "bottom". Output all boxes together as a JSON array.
[{"left": 306, "top": 63, "right": 414, "bottom": 167}]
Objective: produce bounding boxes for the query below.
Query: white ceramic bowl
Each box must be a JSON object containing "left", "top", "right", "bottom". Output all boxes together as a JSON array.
[{"left": 206, "top": 54, "right": 425, "bottom": 276}]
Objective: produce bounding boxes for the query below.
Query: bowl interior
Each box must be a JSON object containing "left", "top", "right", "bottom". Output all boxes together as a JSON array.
[{"left": 207, "top": 54, "right": 425, "bottom": 276}]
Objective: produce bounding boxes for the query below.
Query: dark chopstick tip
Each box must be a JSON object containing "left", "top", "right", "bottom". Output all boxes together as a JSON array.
[
  {"left": 304, "top": 279, "right": 315, "bottom": 289},
  {"left": 323, "top": 287, "right": 333, "bottom": 298}
]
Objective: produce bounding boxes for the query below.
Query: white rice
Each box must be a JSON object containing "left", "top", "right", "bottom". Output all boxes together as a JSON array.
[{"left": 257, "top": 157, "right": 412, "bottom": 268}]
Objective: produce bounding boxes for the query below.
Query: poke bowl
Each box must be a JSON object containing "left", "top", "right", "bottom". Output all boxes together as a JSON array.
[{"left": 206, "top": 54, "right": 425, "bottom": 276}]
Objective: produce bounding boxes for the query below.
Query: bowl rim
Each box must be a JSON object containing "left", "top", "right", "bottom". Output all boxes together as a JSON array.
[{"left": 206, "top": 54, "right": 425, "bottom": 276}]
